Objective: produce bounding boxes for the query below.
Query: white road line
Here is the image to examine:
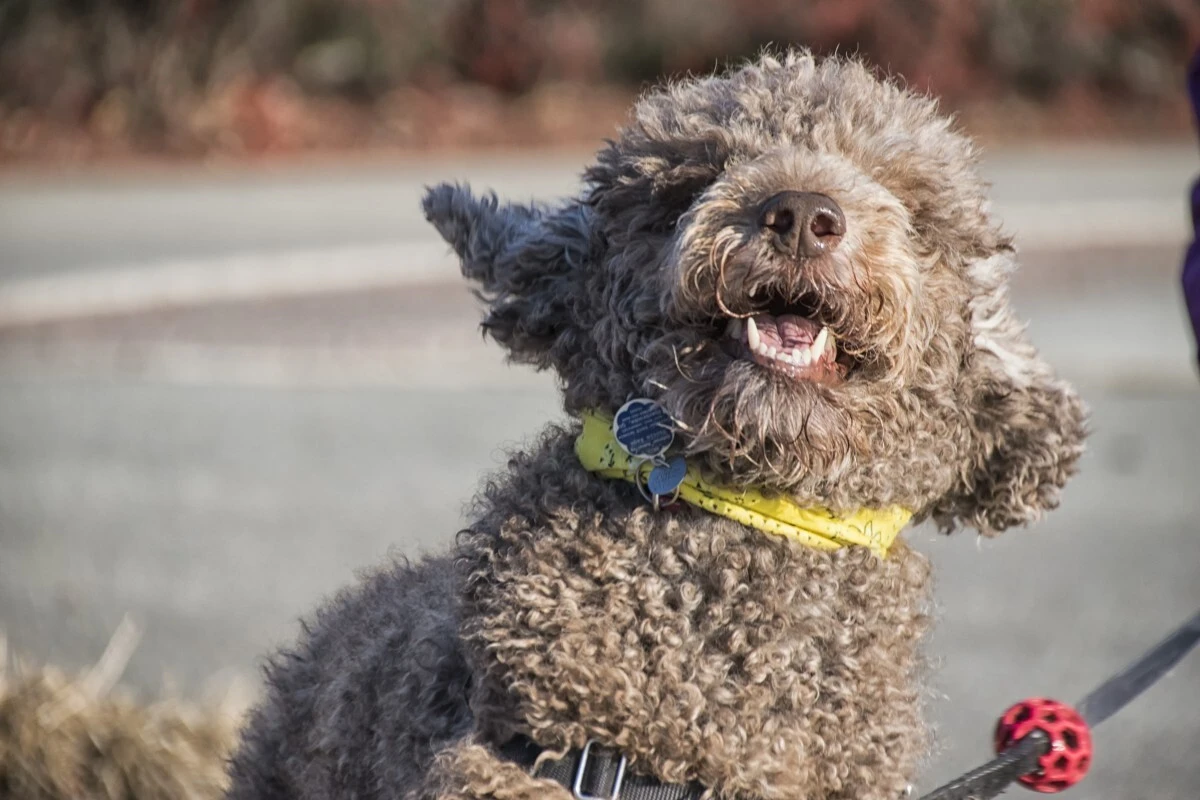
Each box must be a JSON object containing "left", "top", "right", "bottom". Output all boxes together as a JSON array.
[
  {"left": 0, "top": 339, "right": 554, "bottom": 389},
  {"left": 0, "top": 241, "right": 456, "bottom": 327},
  {"left": 0, "top": 199, "right": 1188, "bottom": 328}
]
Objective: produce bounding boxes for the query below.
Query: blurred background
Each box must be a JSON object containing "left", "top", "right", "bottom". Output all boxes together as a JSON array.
[{"left": 1, "top": 1, "right": 1199, "bottom": 798}]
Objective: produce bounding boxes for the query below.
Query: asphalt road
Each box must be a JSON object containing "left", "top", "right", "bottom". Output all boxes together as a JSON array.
[
  {"left": 1, "top": 149, "right": 1199, "bottom": 798},
  {"left": 0, "top": 144, "right": 1194, "bottom": 281}
]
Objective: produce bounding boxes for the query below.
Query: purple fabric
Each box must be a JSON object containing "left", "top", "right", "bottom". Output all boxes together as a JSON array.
[{"left": 1185, "top": 50, "right": 1200, "bottom": 361}]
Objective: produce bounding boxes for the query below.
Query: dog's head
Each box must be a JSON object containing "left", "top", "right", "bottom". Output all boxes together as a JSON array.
[{"left": 424, "top": 50, "right": 1087, "bottom": 534}]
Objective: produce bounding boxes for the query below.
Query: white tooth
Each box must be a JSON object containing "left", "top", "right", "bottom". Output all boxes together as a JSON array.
[
  {"left": 766, "top": 346, "right": 777, "bottom": 359},
  {"left": 727, "top": 318, "right": 743, "bottom": 339},
  {"left": 796, "top": 347, "right": 811, "bottom": 366},
  {"left": 813, "top": 327, "right": 829, "bottom": 357},
  {"left": 777, "top": 351, "right": 793, "bottom": 365},
  {"left": 746, "top": 317, "right": 761, "bottom": 350}
]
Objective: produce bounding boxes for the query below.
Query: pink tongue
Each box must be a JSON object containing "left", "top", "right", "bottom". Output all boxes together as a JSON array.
[{"left": 752, "top": 313, "right": 820, "bottom": 350}]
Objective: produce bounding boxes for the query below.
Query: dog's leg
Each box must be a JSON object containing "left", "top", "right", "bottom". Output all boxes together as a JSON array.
[
  {"left": 415, "top": 737, "right": 571, "bottom": 800},
  {"left": 225, "top": 557, "right": 474, "bottom": 798}
]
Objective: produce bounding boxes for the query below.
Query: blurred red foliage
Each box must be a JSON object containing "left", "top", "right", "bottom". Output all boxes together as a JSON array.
[{"left": 2, "top": 0, "right": 1198, "bottom": 160}]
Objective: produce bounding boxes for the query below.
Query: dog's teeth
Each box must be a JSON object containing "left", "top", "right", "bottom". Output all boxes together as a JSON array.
[
  {"left": 797, "top": 348, "right": 812, "bottom": 367},
  {"left": 766, "top": 346, "right": 777, "bottom": 359},
  {"left": 746, "top": 317, "right": 761, "bottom": 350},
  {"left": 727, "top": 318, "right": 743, "bottom": 339},
  {"left": 777, "top": 351, "right": 793, "bottom": 365},
  {"left": 813, "top": 327, "right": 829, "bottom": 357}
]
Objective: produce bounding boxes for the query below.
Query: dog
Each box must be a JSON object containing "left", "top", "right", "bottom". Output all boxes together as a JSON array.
[{"left": 226, "top": 50, "right": 1087, "bottom": 800}]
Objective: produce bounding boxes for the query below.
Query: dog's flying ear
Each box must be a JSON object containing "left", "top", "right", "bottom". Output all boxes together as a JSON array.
[
  {"left": 422, "top": 183, "right": 593, "bottom": 369},
  {"left": 931, "top": 249, "right": 1089, "bottom": 535}
]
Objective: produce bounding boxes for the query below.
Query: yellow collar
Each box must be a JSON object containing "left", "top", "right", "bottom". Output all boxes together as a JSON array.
[{"left": 575, "top": 410, "right": 911, "bottom": 558}]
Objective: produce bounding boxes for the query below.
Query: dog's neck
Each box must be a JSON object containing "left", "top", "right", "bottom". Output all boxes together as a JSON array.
[{"left": 574, "top": 409, "right": 912, "bottom": 558}]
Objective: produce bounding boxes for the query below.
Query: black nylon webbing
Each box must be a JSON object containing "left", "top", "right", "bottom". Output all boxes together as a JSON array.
[
  {"left": 499, "top": 736, "right": 706, "bottom": 800},
  {"left": 917, "top": 729, "right": 1049, "bottom": 800}
]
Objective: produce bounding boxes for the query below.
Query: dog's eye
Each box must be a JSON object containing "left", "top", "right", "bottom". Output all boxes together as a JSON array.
[
  {"left": 651, "top": 169, "right": 720, "bottom": 226},
  {"left": 650, "top": 183, "right": 711, "bottom": 233}
]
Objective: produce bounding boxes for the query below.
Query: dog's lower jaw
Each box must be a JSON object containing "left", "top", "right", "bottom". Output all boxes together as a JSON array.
[{"left": 453, "top": 425, "right": 933, "bottom": 800}]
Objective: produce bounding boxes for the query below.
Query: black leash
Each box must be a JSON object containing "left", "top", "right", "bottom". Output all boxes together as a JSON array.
[
  {"left": 917, "top": 607, "right": 1200, "bottom": 799},
  {"left": 919, "top": 730, "right": 1050, "bottom": 800},
  {"left": 1075, "top": 608, "right": 1200, "bottom": 727}
]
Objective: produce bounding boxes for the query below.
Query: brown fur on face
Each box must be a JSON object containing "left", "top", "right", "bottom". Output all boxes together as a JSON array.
[{"left": 423, "top": 50, "right": 1087, "bottom": 534}]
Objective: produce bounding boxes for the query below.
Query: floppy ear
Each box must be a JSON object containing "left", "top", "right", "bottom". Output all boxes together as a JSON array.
[
  {"left": 422, "top": 183, "right": 593, "bottom": 368},
  {"left": 931, "top": 249, "right": 1089, "bottom": 535}
]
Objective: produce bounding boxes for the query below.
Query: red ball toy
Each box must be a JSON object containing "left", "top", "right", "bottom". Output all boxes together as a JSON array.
[{"left": 994, "top": 698, "right": 1092, "bottom": 793}]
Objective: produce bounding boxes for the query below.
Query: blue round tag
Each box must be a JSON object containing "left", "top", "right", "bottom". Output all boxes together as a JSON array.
[
  {"left": 613, "top": 399, "right": 675, "bottom": 458},
  {"left": 647, "top": 456, "right": 687, "bottom": 497}
]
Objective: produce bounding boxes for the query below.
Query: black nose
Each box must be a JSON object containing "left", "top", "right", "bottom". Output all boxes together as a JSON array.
[{"left": 757, "top": 191, "right": 846, "bottom": 257}]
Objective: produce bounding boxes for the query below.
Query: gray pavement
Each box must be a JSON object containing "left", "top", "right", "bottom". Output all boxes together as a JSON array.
[
  {"left": 0, "top": 144, "right": 1195, "bottom": 281},
  {"left": 1, "top": 149, "right": 1200, "bottom": 798}
]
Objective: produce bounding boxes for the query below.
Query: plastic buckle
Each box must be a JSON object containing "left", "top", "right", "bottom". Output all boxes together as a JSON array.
[{"left": 572, "top": 740, "right": 627, "bottom": 800}]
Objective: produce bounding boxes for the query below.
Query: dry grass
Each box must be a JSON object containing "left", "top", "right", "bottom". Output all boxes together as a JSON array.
[{"left": 0, "top": 618, "right": 251, "bottom": 800}]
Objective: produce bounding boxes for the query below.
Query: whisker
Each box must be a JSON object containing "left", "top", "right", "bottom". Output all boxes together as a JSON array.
[
  {"left": 714, "top": 242, "right": 755, "bottom": 319},
  {"left": 670, "top": 345, "right": 705, "bottom": 384}
]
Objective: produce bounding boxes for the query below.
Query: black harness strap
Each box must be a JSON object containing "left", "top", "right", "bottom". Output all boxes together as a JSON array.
[{"left": 499, "top": 736, "right": 706, "bottom": 800}]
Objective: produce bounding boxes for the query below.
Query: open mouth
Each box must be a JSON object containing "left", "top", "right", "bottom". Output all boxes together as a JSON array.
[{"left": 721, "top": 294, "right": 850, "bottom": 384}]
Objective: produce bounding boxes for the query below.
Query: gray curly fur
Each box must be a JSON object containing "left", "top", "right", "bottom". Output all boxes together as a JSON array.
[{"left": 227, "top": 50, "right": 1088, "bottom": 800}]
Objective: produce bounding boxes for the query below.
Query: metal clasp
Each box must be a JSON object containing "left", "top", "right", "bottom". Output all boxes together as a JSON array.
[{"left": 572, "top": 740, "right": 628, "bottom": 800}]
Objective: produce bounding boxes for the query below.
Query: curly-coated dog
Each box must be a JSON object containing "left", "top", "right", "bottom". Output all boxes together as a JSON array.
[{"left": 226, "top": 51, "right": 1087, "bottom": 800}]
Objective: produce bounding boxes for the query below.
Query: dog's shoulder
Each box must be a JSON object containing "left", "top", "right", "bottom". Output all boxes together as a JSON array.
[{"left": 227, "top": 555, "right": 472, "bottom": 797}]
